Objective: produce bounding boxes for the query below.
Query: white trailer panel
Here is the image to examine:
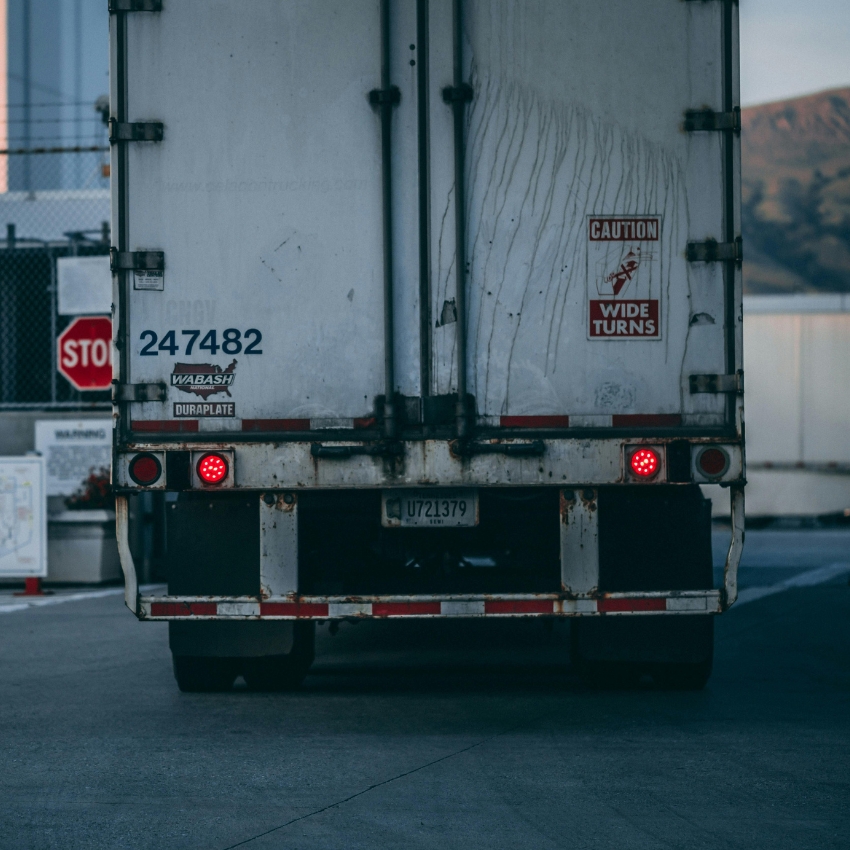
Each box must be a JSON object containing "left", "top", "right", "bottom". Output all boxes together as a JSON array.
[
  {"left": 113, "top": 0, "right": 741, "bottom": 438},
  {"left": 120, "top": 1, "right": 388, "bottom": 425},
  {"left": 431, "top": 0, "right": 730, "bottom": 423}
]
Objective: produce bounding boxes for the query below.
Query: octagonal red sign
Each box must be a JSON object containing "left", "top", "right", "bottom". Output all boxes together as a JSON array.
[{"left": 57, "top": 316, "right": 113, "bottom": 391}]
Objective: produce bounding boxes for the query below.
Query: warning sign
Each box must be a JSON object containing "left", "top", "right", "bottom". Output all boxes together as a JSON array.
[
  {"left": 589, "top": 300, "right": 658, "bottom": 338},
  {"left": 587, "top": 216, "right": 661, "bottom": 340}
]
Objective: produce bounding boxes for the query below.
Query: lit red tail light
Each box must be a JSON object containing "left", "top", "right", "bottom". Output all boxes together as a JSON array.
[
  {"left": 630, "top": 447, "right": 660, "bottom": 478},
  {"left": 128, "top": 453, "right": 162, "bottom": 486},
  {"left": 196, "top": 452, "right": 229, "bottom": 485}
]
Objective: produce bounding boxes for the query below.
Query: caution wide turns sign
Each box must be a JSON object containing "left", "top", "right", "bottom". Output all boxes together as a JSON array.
[{"left": 587, "top": 216, "right": 662, "bottom": 340}]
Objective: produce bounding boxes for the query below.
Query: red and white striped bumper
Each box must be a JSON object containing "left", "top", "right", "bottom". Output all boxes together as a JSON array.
[{"left": 139, "top": 591, "right": 722, "bottom": 620}]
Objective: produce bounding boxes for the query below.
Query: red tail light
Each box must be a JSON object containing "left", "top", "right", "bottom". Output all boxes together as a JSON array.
[
  {"left": 630, "top": 447, "right": 659, "bottom": 478},
  {"left": 697, "top": 447, "right": 729, "bottom": 478},
  {"left": 129, "top": 453, "right": 162, "bottom": 486},
  {"left": 196, "top": 452, "right": 229, "bottom": 484}
]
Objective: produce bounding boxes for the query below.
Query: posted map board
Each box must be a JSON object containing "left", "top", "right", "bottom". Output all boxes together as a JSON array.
[
  {"left": 35, "top": 420, "right": 112, "bottom": 497},
  {"left": 0, "top": 457, "right": 47, "bottom": 578}
]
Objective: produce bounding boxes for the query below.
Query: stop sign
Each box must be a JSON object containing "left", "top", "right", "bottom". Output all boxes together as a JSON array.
[{"left": 57, "top": 316, "right": 113, "bottom": 391}]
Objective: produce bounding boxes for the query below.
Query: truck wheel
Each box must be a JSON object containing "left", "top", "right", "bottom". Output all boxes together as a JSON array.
[
  {"left": 650, "top": 656, "right": 713, "bottom": 691},
  {"left": 574, "top": 659, "right": 642, "bottom": 690},
  {"left": 571, "top": 617, "right": 714, "bottom": 691},
  {"left": 570, "top": 626, "right": 641, "bottom": 689},
  {"left": 242, "top": 623, "right": 315, "bottom": 692},
  {"left": 172, "top": 656, "right": 239, "bottom": 693}
]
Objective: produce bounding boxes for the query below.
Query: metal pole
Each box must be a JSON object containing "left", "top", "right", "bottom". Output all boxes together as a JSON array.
[
  {"left": 49, "top": 248, "right": 57, "bottom": 402},
  {"left": 22, "top": 0, "right": 32, "bottom": 192},
  {"left": 74, "top": 0, "right": 83, "bottom": 188}
]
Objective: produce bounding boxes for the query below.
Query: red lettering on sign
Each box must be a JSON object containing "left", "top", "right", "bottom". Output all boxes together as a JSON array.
[
  {"left": 589, "top": 300, "right": 659, "bottom": 338},
  {"left": 589, "top": 217, "right": 660, "bottom": 241}
]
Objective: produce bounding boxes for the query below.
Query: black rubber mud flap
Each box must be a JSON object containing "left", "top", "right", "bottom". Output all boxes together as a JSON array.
[{"left": 165, "top": 492, "right": 260, "bottom": 597}]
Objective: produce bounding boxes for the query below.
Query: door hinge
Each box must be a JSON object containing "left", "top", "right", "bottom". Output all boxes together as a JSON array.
[
  {"left": 110, "top": 249, "right": 165, "bottom": 272},
  {"left": 687, "top": 237, "right": 743, "bottom": 266},
  {"left": 113, "top": 382, "right": 167, "bottom": 403},
  {"left": 689, "top": 372, "right": 743, "bottom": 395},
  {"left": 441, "top": 84, "right": 474, "bottom": 105},
  {"left": 109, "top": 119, "right": 164, "bottom": 143},
  {"left": 108, "top": 0, "right": 162, "bottom": 11},
  {"left": 368, "top": 86, "right": 401, "bottom": 107},
  {"left": 684, "top": 107, "right": 741, "bottom": 134}
]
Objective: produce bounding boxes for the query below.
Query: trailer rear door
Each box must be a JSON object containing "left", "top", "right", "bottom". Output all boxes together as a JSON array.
[
  {"left": 115, "top": 0, "right": 391, "bottom": 430},
  {"left": 426, "top": 0, "right": 739, "bottom": 429}
]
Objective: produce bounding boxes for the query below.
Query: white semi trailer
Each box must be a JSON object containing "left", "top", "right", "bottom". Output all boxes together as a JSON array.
[{"left": 110, "top": 0, "right": 744, "bottom": 691}]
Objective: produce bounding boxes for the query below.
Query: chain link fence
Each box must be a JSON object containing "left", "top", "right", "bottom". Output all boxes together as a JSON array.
[{"left": 0, "top": 148, "right": 111, "bottom": 410}]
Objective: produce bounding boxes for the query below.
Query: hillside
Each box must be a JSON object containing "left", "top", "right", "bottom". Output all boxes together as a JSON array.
[{"left": 742, "top": 87, "right": 850, "bottom": 293}]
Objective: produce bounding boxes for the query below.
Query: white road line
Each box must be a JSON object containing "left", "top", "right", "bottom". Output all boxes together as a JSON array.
[
  {"left": 0, "top": 584, "right": 166, "bottom": 615},
  {"left": 735, "top": 562, "right": 850, "bottom": 606}
]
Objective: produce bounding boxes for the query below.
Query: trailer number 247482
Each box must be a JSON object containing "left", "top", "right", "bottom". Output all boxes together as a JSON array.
[{"left": 138, "top": 329, "right": 263, "bottom": 356}]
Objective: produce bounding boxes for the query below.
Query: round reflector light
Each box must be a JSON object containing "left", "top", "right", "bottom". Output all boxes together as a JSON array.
[
  {"left": 197, "top": 453, "right": 229, "bottom": 484},
  {"left": 698, "top": 447, "right": 729, "bottom": 478},
  {"left": 630, "top": 447, "right": 659, "bottom": 478},
  {"left": 129, "top": 453, "right": 162, "bottom": 486}
]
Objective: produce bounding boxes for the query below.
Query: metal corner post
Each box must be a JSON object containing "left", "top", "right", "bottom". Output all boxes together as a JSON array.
[
  {"left": 722, "top": 0, "right": 739, "bottom": 432},
  {"left": 114, "top": 8, "right": 130, "bottom": 446}
]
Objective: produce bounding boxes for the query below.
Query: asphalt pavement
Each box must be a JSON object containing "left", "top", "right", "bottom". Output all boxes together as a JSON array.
[{"left": 1, "top": 528, "right": 849, "bottom": 849}]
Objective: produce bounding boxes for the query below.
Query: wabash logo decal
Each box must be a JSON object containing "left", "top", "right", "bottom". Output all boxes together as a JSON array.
[
  {"left": 174, "top": 402, "right": 236, "bottom": 418},
  {"left": 587, "top": 216, "right": 662, "bottom": 340},
  {"left": 171, "top": 360, "right": 237, "bottom": 399}
]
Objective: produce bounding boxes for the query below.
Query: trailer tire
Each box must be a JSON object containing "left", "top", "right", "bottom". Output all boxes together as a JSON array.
[
  {"left": 571, "top": 617, "right": 714, "bottom": 690},
  {"left": 650, "top": 656, "right": 713, "bottom": 691},
  {"left": 575, "top": 659, "right": 642, "bottom": 690},
  {"left": 172, "top": 656, "right": 239, "bottom": 693},
  {"left": 242, "top": 623, "right": 315, "bottom": 692}
]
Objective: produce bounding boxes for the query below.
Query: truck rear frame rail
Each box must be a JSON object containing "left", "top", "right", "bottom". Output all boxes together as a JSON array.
[{"left": 138, "top": 591, "right": 723, "bottom": 621}]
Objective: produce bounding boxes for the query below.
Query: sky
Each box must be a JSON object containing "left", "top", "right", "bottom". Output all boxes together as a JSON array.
[{"left": 741, "top": 0, "right": 850, "bottom": 105}]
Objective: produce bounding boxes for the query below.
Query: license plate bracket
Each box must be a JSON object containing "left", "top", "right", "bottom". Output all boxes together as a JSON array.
[{"left": 382, "top": 490, "right": 479, "bottom": 528}]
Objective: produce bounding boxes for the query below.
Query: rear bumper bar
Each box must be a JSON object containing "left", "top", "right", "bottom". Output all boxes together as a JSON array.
[
  {"left": 138, "top": 590, "right": 722, "bottom": 620},
  {"left": 117, "top": 484, "right": 745, "bottom": 620}
]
